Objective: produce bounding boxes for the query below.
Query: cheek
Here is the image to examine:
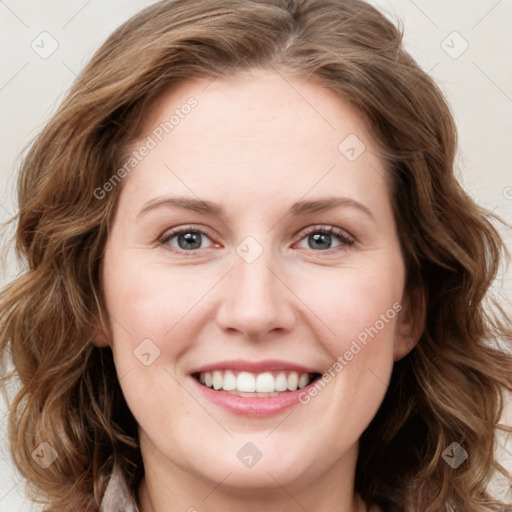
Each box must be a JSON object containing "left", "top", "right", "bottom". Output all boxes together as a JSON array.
[
  {"left": 102, "top": 255, "right": 217, "bottom": 393},
  {"left": 101, "top": 262, "right": 195, "bottom": 432},
  {"left": 303, "top": 259, "right": 404, "bottom": 356},
  {"left": 103, "top": 252, "right": 194, "bottom": 339},
  {"left": 294, "top": 257, "right": 403, "bottom": 426},
  {"left": 296, "top": 279, "right": 400, "bottom": 458}
]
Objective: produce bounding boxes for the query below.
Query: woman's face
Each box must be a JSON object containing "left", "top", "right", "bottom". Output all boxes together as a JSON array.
[{"left": 100, "top": 68, "right": 417, "bottom": 499}]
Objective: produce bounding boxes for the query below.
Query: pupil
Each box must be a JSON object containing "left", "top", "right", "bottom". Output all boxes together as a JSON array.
[
  {"left": 310, "top": 233, "right": 331, "bottom": 250},
  {"left": 179, "top": 232, "right": 201, "bottom": 250}
]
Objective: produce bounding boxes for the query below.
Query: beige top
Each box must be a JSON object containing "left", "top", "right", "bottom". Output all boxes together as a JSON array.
[{"left": 100, "top": 462, "right": 139, "bottom": 512}]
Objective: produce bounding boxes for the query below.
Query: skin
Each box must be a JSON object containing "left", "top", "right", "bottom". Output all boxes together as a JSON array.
[{"left": 96, "top": 67, "right": 423, "bottom": 512}]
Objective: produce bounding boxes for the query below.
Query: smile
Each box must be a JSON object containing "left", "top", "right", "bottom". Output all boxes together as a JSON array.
[{"left": 193, "top": 370, "right": 321, "bottom": 396}]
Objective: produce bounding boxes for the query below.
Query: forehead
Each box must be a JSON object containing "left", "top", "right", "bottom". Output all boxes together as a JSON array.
[
  {"left": 119, "top": 69, "right": 390, "bottom": 218},
  {"left": 137, "top": 68, "right": 374, "bottom": 152}
]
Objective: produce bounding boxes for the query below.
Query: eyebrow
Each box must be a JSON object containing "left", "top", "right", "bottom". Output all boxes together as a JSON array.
[{"left": 137, "top": 195, "right": 375, "bottom": 221}]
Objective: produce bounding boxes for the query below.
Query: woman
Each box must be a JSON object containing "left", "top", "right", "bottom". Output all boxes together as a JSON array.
[{"left": 1, "top": 0, "right": 511, "bottom": 511}]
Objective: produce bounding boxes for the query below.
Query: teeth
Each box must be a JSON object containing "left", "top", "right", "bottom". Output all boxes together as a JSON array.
[
  {"left": 298, "top": 373, "right": 310, "bottom": 389},
  {"left": 275, "top": 372, "right": 288, "bottom": 392},
  {"left": 196, "top": 370, "right": 315, "bottom": 394},
  {"left": 237, "top": 372, "right": 255, "bottom": 392},
  {"left": 212, "top": 370, "right": 223, "bottom": 390},
  {"left": 223, "top": 370, "right": 237, "bottom": 391},
  {"left": 287, "top": 372, "right": 298, "bottom": 391},
  {"left": 256, "top": 372, "right": 274, "bottom": 392}
]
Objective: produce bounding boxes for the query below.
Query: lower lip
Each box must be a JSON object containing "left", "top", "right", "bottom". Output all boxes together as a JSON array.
[{"left": 191, "top": 376, "right": 317, "bottom": 417}]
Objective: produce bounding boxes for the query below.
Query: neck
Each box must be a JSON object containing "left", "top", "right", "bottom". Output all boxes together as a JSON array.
[{"left": 137, "top": 435, "right": 368, "bottom": 512}]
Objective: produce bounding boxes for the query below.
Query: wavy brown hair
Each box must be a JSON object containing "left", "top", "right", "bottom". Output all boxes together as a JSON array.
[{"left": 1, "top": 0, "right": 511, "bottom": 510}]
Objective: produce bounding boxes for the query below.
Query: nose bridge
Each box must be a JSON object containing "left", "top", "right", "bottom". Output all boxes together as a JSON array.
[
  {"left": 216, "top": 235, "right": 295, "bottom": 339},
  {"left": 235, "top": 236, "right": 276, "bottom": 297}
]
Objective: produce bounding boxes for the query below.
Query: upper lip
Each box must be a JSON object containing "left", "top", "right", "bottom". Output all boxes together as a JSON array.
[{"left": 189, "top": 359, "right": 321, "bottom": 375}]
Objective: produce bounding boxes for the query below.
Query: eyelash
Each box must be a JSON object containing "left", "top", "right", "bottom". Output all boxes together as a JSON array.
[{"left": 158, "top": 224, "right": 355, "bottom": 255}]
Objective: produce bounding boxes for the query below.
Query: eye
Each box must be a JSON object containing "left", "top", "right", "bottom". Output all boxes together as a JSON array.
[
  {"left": 295, "top": 225, "right": 355, "bottom": 252},
  {"left": 158, "top": 224, "right": 355, "bottom": 255},
  {"left": 158, "top": 225, "right": 216, "bottom": 253}
]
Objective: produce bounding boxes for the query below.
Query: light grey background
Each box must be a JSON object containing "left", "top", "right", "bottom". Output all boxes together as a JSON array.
[{"left": 1, "top": 0, "right": 511, "bottom": 509}]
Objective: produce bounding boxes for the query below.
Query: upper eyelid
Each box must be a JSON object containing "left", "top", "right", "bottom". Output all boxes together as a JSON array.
[
  {"left": 300, "top": 224, "right": 354, "bottom": 240},
  {"left": 159, "top": 224, "right": 214, "bottom": 241}
]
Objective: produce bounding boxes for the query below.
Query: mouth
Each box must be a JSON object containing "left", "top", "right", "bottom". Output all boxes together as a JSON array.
[
  {"left": 189, "top": 359, "right": 325, "bottom": 416},
  {"left": 192, "top": 370, "right": 322, "bottom": 397}
]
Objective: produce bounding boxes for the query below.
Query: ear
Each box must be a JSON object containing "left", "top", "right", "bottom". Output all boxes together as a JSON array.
[
  {"left": 393, "top": 287, "right": 426, "bottom": 361},
  {"left": 91, "top": 314, "right": 111, "bottom": 348},
  {"left": 92, "top": 329, "right": 111, "bottom": 348}
]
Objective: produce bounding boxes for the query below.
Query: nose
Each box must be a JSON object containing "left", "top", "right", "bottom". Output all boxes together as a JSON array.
[{"left": 216, "top": 244, "right": 297, "bottom": 341}]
